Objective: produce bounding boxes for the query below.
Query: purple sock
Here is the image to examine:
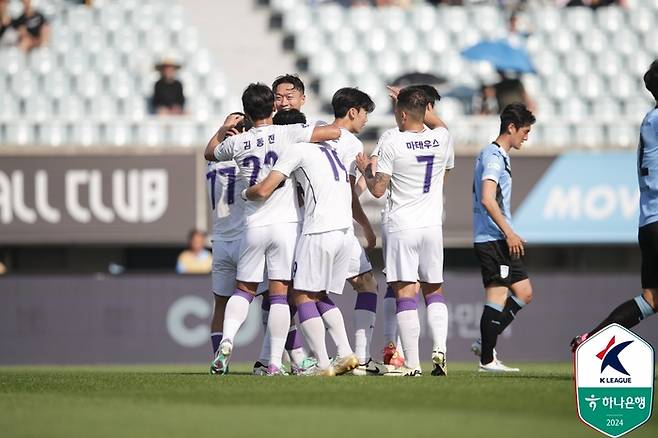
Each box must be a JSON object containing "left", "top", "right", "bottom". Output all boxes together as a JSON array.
[
  {"left": 316, "top": 295, "right": 337, "bottom": 315},
  {"left": 298, "top": 301, "right": 321, "bottom": 322},
  {"left": 269, "top": 294, "right": 288, "bottom": 306},
  {"left": 425, "top": 292, "right": 446, "bottom": 306},
  {"left": 355, "top": 292, "right": 378, "bottom": 313},
  {"left": 385, "top": 285, "right": 394, "bottom": 298},
  {"left": 211, "top": 332, "right": 223, "bottom": 354},
  {"left": 285, "top": 328, "right": 303, "bottom": 350},
  {"left": 396, "top": 296, "right": 417, "bottom": 313},
  {"left": 234, "top": 289, "right": 255, "bottom": 303}
]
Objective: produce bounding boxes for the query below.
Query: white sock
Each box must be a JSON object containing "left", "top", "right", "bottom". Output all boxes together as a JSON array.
[
  {"left": 427, "top": 302, "right": 449, "bottom": 353},
  {"left": 289, "top": 347, "right": 306, "bottom": 367},
  {"left": 267, "top": 297, "right": 290, "bottom": 368},
  {"left": 354, "top": 309, "right": 376, "bottom": 364},
  {"left": 397, "top": 309, "right": 420, "bottom": 369},
  {"left": 300, "top": 316, "right": 331, "bottom": 369},
  {"left": 383, "top": 296, "right": 398, "bottom": 345},
  {"left": 222, "top": 291, "right": 253, "bottom": 342},
  {"left": 321, "top": 307, "right": 353, "bottom": 358}
]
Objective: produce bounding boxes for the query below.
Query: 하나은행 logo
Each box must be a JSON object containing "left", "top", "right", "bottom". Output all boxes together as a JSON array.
[{"left": 574, "top": 324, "right": 654, "bottom": 437}]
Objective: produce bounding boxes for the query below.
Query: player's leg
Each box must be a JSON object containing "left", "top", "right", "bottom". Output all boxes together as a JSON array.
[
  {"left": 347, "top": 255, "right": 378, "bottom": 368},
  {"left": 264, "top": 280, "right": 291, "bottom": 374},
  {"left": 479, "top": 285, "right": 508, "bottom": 366},
  {"left": 419, "top": 227, "right": 448, "bottom": 376},
  {"left": 210, "top": 295, "right": 228, "bottom": 356},
  {"left": 497, "top": 256, "right": 532, "bottom": 334},
  {"left": 254, "top": 293, "right": 270, "bottom": 374},
  {"left": 294, "top": 290, "right": 333, "bottom": 375},
  {"left": 571, "top": 222, "right": 658, "bottom": 350},
  {"left": 286, "top": 301, "right": 315, "bottom": 373}
]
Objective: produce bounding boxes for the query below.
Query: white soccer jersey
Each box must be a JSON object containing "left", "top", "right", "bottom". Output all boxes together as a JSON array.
[
  {"left": 325, "top": 128, "right": 363, "bottom": 178},
  {"left": 371, "top": 127, "right": 399, "bottom": 157},
  {"left": 273, "top": 142, "right": 352, "bottom": 235},
  {"left": 206, "top": 160, "right": 245, "bottom": 241},
  {"left": 213, "top": 124, "right": 314, "bottom": 228},
  {"left": 376, "top": 127, "right": 455, "bottom": 233}
]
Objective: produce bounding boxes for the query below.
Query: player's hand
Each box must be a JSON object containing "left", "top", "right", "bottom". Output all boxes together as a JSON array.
[
  {"left": 363, "top": 226, "right": 377, "bottom": 250},
  {"left": 222, "top": 113, "right": 244, "bottom": 130},
  {"left": 386, "top": 85, "right": 401, "bottom": 101},
  {"left": 355, "top": 152, "right": 370, "bottom": 174},
  {"left": 225, "top": 128, "right": 241, "bottom": 137},
  {"left": 506, "top": 232, "right": 525, "bottom": 259}
]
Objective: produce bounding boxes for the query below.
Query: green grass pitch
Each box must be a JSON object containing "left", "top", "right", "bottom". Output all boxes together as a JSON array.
[{"left": 0, "top": 363, "right": 655, "bottom": 438}]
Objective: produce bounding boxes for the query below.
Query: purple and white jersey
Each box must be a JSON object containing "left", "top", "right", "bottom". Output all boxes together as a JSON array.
[
  {"left": 213, "top": 124, "right": 314, "bottom": 228},
  {"left": 324, "top": 128, "right": 363, "bottom": 179},
  {"left": 376, "top": 127, "right": 454, "bottom": 233},
  {"left": 206, "top": 160, "right": 245, "bottom": 241},
  {"left": 273, "top": 142, "right": 352, "bottom": 235}
]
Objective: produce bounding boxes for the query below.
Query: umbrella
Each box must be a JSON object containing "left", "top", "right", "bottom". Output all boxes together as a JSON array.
[
  {"left": 392, "top": 72, "right": 447, "bottom": 88},
  {"left": 461, "top": 39, "right": 535, "bottom": 74}
]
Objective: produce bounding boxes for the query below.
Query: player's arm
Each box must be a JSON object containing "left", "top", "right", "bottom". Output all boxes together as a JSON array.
[
  {"left": 310, "top": 125, "right": 341, "bottom": 143},
  {"left": 203, "top": 113, "right": 244, "bottom": 161},
  {"left": 423, "top": 106, "right": 447, "bottom": 130},
  {"left": 480, "top": 180, "right": 525, "bottom": 258},
  {"left": 355, "top": 152, "right": 390, "bottom": 199},
  {"left": 349, "top": 175, "right": 376, "bottom": 249},
  {"left": 244, "top": 171, "right": 287, "bottom": 201}
]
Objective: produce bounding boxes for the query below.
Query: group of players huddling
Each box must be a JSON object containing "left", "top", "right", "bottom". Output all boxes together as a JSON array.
[{"left": 203, "top": 61, "right": 658, "bottom": 377}]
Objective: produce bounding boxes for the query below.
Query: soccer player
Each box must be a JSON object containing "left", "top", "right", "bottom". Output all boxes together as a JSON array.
[
  {"left": 356, "top": 87, "right": 454, "bottom": 377},
  {"left": 318, "top": 87, "right": 385, "bottom": 375},
  {"left": 273, "top": 74, "right": 306, "bottom": 113},
  {"left": 472, "top": 103, "right": 536, "bottom": 373},
  {"left": 570, "top": 60, "right": 658, "bottom": 350},
  {"left": 204, "top": 83, "right": 340, "bottom": 375},
  {"left": 244, "top": 111, "right": 360, "bottom": 377},
  {"left": 365, "top": 85, "right": 443, "bottom": 367},
  {"left": 206, "top": 112, "right": 251, "bottom": 374}
]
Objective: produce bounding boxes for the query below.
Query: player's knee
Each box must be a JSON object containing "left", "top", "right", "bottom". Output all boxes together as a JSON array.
[{"left": 350, "top": 271, "right": 377, "bottom": 292}]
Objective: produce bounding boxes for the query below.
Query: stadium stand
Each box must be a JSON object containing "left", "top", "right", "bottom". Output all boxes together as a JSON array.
[
  {"left": 266, "top": 0, "right": 656, "bottom": 148},
  {"left": 0, "top": 0, "right": 227, "bottom": 147}
]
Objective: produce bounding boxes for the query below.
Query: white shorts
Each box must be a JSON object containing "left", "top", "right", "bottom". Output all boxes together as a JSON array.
[
  {"left": 212, "top": 240, "right": 268, "bottom": 297},
  {"left": 293, "top": 228, "right": 352, "bottom": 294},
  {"left": 237, "top": 222, "right": 300, "bottom": 283},
  {"left": 385, "top": 226, "right": 444, "bottom": 284},
  {"left": 346, "top": 234, "right": 372, "bottom": 279}
]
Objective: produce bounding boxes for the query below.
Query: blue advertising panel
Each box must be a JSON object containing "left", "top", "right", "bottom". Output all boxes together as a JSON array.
[{"left": 513, "top": 152, "right": 639, "bottom": 243}]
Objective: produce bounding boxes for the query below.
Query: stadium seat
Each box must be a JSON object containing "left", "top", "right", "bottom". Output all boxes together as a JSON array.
[
  {"left": 579, "top": 27, "right": 608, "bottom": 54},
  {"left": 38, "top": 121, "right": 68, "bottom": 147},
  {"left": 406, "top": 51, "right": 435, "bottom": 75},
  {"left": 169, "top": 119, "right": 198, "bottom": 147},
  {"left": 121, "top": 97, "right": 147, "bottom": 121},
  {"left": 409, "top": 5, "right": 436, "bottom": 33},
  {"left": 28, "top": 47, "right": 56, "bottom": 75},
  {"left": 76, "top": 72, "right": 102, "bottom": 99},
  {"left": 563, "top": 50, "right": 591, "bottom": 79},
  {"left": 607, "top": 123, "right": 637, "bottom": 148},
  {"left": 135, "top": 120, "right": 164, "bottom": 147},
  {"left": 374, "top": 51, "right": 403, "bottom": 81},
  {"left": 344, "top": 50, "right": 370, "bottom": 77},
  {"left": 565, "top": 6, "right": 593, "bottom": 35},
  {"left": 596, "top": 6, "right": 625, "bottom": 33},
  {"left": 377, "top": 7, "right": 407, "bottom": 33},
  {"left": 41, "top": 70, "right": 72, "bottom": 99},
  {"left": 11, "top": 71, "right": 37, "bottom": 99},
  {"left": 574, "top": 123, "right": 605, "bottom": 148},
  {"left": 1, "top": 47, "right": 26, "bottom": 75},
  {"left": 89, "top": 95, "right": 119, "bottom": 122},
  {"left": 578, "top": 75, "right": 603, "bottom": 100},
  {"left": 57, "top": 96, "right": 86, "bottom": 121},
  {"left": 24, "top": 95, "right": 54, "bottom": 122},
  {"left": 71, "top": 121, "right": 101, "bottom": 147},
  {"left": 541, "top": 121, "right": 572, "bottom": 148},
  {"left": 63, "top": 49, "right": 91, "bottom": 77},
  {"left": 103, "top": 121, "right": 133, "bottom": 147},
  {"left": 5, "top": 121, "right": 35, "bottom": 146},
  {"left": 330, "top": 28, "right": 357, "bottom": 54},
  {"left": 315, "top": 3, "right": 344, "bottom": 34},
  {"left": 435, "top": 97, "right": 464, "bottom": 122},
  {"left": 95, "top": 4, "right": 125, "bottom": 32},
  {"left": 0, "top": 94, "right": 19, "bottom": 122},
  {"left": 591, "top": 97, "right": 621, "bottom": 122},
  {"left": 561, "top": 97, "right": 589, "bottom": 121},
  {"left": 294, "top": 27, "right": 325, "bottom": 57}
]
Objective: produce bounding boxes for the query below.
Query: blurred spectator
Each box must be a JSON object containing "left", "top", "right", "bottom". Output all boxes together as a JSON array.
[
  {"left": 153, "top": 57, "right": 185, "bottom": 115},
  {"left": 0, "top": 0, "right": 11, "bottom": 42},
  {"left": 176, "top": 229, "right": 212, "bottom": 274},
  {"left": 13, "top": 0, "right": 49, "bottom": 52},
  {"left": 506, "top": 12, "right": 530, "bottom": 48},
  {"left": 494, "top": 73, "right": 535, "bottom": 114},
  {"left": 475, "top": 85, "right": 499, "bottom": 115}
]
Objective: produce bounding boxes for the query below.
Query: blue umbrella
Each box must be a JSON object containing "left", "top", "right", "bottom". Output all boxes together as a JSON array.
[{"left": 461, "top": 39, "right": 535, "bottom": 74}]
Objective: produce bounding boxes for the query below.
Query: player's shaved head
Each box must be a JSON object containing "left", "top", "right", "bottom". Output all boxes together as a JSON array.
[
  {"left": 396, "top": 87, "right": 429, "bottom": 122},
  {"left": 242, "top": 83, "right": 275, "bottom": 121},
  {"left": 273, "top": 109, "right": 307, "bottom": 126},
  {"left": 644, "top": 60, "right": 658, "bottom": 101}
]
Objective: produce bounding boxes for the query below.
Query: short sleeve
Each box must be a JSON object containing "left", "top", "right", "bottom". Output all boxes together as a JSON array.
[
  {"left": 376, "top": 140, "right": 395, "bottom": 176},
  {"left": 272, "top": 144, "right": 303, "bottom": 177},
  {"left": 214, "top": 135, "right": 235, "bottom": 162},
  {"left": 283, "top": 123, "right": 314, "bottom": 144},
  {"left": 347, "top": 138, "right": 364, "bottom": 177},
  {"left": 481, "top": 151, "right": 504, "bottom": 183},
  {"left": 444, "top": 130, "right": 455, "bottom": 170}
]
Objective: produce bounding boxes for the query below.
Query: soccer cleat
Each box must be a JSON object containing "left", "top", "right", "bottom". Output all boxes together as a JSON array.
[
  {"left": 210, "top": 339, "right": 233, "bottom": 375},
  {"left": 384, "top": 365, "right": 422, "bottom": 377},
  {"left": 570, "top": 333, "right": 589, "bottom": 353},
  {"left": 266, "top": 364, "right": 290, "bottom": 376},
  {"left": 352, "top": 358, "right": 388, "bottom": 376},
  {"left": 431, "top": 350, "right": 447, "bottom": 376},
  {"left": 252, "top": 361, "right": 268, "bottom": 376},
  {"left": 478, "top": 360, "right": 520, "bottom": 373},
  {"left": 304, "top": 366, "right": 336, "bottom": 377},
  {"left": 471, "top": 339, "right": 500, "bottom": 362},
  {"left": 331, "top": 354, "right": 359, "bottom": 375},
  {"left": 291, "top": 357, "right": 318, "bottom": 376}
]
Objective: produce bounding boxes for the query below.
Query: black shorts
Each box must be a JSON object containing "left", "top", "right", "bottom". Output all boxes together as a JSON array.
[
  {"left": 474, "top": 240, "right": 529, "bottom": 288},
  {"left": 639, "top": 221, "right": 658, "bottom": 289}
]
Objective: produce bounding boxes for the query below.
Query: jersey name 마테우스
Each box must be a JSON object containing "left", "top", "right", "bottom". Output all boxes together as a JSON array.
[
  {"left": 376, "top": 127, "right": 455, "bottom": 233},
  {"left": 273, "top": 142, "right": 352, "bottom": 235},
  {"left": 213, "top": 124, "right": 314, "bottom": 227},
  {"left": 206, "top": 160, "right": 245, "bottom": 241}
]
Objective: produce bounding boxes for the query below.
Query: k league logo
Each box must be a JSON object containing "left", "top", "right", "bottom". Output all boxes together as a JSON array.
[{"left": 574, "top": 324, "right": 654, "bottom": 437}]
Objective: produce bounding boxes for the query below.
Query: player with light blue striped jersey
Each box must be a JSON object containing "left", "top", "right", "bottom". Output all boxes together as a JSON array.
[{"left": 571, "top": 60, "right": 658, "bottom": 351}]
